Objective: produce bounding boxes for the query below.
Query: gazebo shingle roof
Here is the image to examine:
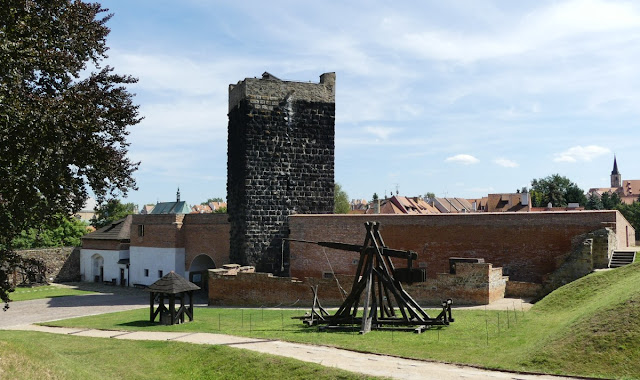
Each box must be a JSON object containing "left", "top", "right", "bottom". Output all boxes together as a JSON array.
[{"left": 145, "top": 271, "right": 200, "bottom": 294}]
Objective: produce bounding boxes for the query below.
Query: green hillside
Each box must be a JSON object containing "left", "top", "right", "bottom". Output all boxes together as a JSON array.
[{"left": 522, "top": 260, "right": 640, "bottom": 378}]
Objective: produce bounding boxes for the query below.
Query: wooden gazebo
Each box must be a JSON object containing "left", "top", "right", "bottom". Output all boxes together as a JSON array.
[{"left": 146, "top": 271, "right": 200, "bottom": 325}]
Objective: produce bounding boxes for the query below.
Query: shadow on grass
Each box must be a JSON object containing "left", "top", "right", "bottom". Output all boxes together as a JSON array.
[{"left": 117, "top": 320, "right": 157, "bottom": 328}]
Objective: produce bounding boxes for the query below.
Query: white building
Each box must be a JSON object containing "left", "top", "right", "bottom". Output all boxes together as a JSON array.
[{"left": 79, "top": 215, "right": 131, "bottom": 285}]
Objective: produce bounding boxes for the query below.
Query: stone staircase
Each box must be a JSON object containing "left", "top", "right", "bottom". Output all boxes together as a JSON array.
[{"left": 609, "top": 250, "right": 637, "bottom": 268}]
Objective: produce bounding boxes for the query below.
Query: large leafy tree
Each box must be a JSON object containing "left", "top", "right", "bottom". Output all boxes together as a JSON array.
[
  {"left": 0, "top": 1, "right": 140, "bottom": 309},
  {"left": 12, "top": 215, "right": 90, "bottom": 249},
  {"left": 334, "top": 183, "right": 350, "bottom": 214},
  {"left": 530, "top": 174, "right": 587, "bottom": 207},
  {"left": 585, "top": 192, "right": 603, "bottom": 210},
  {"left": 91, "top": 200, "right": 137, "bottom": 229}
]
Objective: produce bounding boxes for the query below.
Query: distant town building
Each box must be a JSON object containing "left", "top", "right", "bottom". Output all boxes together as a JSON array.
[
  {"left": 588, "top": 156, "right": 640, "bottom": 205},
  {"left": 433, "top": 197, "right": 473, "bottom": 213},
  {"left": 366, "top": 195, "right": 439, "bottom": 215},
  {"left": 350, "top": 198, "right": 369, "bottom": 212},
  {"left": 140, "top": 204, "right": 155, "bottom": 215},
  {"left": 208, "top": 201, "right": 226, "bottom": 212},
  {"left": 191, "top": 204, "right": 212, "bottom": 214},
  {"left": 74, "top": 197, "right": 97, "bottom": 222},
  {"left": 150, "top": 189, "right": 191, "bottom": 215}
]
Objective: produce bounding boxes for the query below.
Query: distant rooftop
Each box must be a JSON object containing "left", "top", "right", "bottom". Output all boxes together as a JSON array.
[{"left": 150, "top": 201, "right": 190, "bottom": 215}]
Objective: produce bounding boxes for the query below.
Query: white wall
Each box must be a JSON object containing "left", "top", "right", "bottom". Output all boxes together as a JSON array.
[
  {"left": 129, "top": 246, "right": 186, "bottom": 286},
  {"left": 79, "top": 248, "right": 129, "bottom": 284}
]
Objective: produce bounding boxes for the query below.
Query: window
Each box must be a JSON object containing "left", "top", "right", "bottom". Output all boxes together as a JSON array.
[
  {"left": 144, "top": 269, "right": 149, "bottom": 277},
  {"left": 158, "top": 270, "right": 163, "bottom": 278},
  {"left": 138, "top": 225, "right": 145, "bottom": 237}
]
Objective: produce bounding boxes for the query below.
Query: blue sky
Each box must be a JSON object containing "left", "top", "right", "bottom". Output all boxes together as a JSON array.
[{"left": 99, "top": 0, "right": 640, "bottom": 207}]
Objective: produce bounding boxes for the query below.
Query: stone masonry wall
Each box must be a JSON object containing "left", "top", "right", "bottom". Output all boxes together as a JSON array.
[
  {"left": 208, "top": 261, "right": 505, "bottom": 306},
  {"left": 590, "top": 228, "right": 616, "bottom": 269},
  {"left": 288, "top": 211, "right": 631, "bottom": 284},
  {"left": 542, "top": 236, "right": 594, "bottom": 294},
  {"left": 227, "top": 73, "right": 336, "bottom": 274},
  {"left": 13, "top": 247, "right": 80, "bottom": 284}
]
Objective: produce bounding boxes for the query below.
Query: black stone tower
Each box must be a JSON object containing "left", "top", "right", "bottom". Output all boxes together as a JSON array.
[{"left": 227, "top": 72, "right": 336, "bottom": 274}]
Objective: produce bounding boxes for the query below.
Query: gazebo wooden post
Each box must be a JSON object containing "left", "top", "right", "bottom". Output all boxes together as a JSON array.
[
  {"left": 149, "top": 291, "right": 155, "bottom": 322},
  {"left": 169, "top": 294, "right": 176, "bottom": 325},
  {"left": 187, "top": 290, "right": 194, "bottom": 321}
]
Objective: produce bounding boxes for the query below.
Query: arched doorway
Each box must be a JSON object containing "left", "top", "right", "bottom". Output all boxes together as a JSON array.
[
  {"left": 189, "top": 254, "right": 216, "bottom": 293},
  {"left": 92, "top": 254, "right": 104, "bottom": 283}
]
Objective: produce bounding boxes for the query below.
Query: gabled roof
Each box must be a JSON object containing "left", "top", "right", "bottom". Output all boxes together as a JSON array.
[
  {"left": 82, "top": 215, "right": 132, "bottom": 241},
  {"left": 208, "top": 201, "right": 227, "bottom": 211},
  {"left": 486, "top": 193, "right": 531, "bottom": 212},
  {"left": 434, "top": 197, "right": 473, "bottom": 213},
  {"left": 140, "top": 205, "right": 155, "bottom": 214},
  {"left": 191, "top": 204, "right": 212, "bottom": 213},
  {"left": 366, "top": 195, "right": 440, "bottom": 215},
  {"left": 145, "top": 271, "right": 200, "bottom": 294},
  {"left": 621, "top": 180, "right": 640, "bottom": 197},
  {"left": 150, "top": 201, "right": 190, "bottom": 214}
]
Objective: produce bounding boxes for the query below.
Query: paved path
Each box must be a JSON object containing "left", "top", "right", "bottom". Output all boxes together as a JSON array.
[
  {"left": 0, "top": 289, "right": 148, "bottom": 328},
  {"left": 1, "top": 289, "right": 573, "bottom": 379}
]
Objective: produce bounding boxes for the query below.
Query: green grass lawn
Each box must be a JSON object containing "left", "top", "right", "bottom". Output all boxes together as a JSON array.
[
  {"left": 9, "top": 285, "right": 96, "bottom": 301},
  {"left": 0, "top": 330, "right": 377, "bottom": 380},
  {"left": 43, "top": 261, "right": 640, "bottom": 379}
]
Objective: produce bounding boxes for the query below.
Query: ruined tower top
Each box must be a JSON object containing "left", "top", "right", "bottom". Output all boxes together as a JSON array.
[
  {"left": 227, "top": 71, "right": 335, "bottom": 274},
  {"left": 228, "top": 72, "right": 336, "bottom": 111}
]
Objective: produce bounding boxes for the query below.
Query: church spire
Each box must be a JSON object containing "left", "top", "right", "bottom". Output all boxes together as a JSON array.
[
  {"left": 612, "top": 155, "right": 620, "bottom": 175},
  {"left": 611, "top": 155, "right": 621, "bottom": 188}
]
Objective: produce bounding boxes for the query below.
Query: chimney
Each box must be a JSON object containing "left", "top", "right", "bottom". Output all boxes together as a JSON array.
[{"left": 374, "top": 199, "right": 380, "bottom": 214}]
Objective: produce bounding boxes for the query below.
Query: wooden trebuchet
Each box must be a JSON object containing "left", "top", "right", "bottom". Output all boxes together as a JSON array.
[{"left": 291, "top": 221, "right": 453, "bottom": 334}]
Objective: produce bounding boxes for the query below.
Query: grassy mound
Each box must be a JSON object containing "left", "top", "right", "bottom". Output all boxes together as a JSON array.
[{"left": 521, "top": 261, "right": 640, "bottom": 378}]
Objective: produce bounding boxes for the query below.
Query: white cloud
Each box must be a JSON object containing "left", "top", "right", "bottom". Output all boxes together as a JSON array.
[
  {"left": 387, "top": 0, "right": 640, "bottom": 63},
  {"left": 553, "top": 145, "right": 611, "bottom": 162},
  {"left": 363, "top": 126, "right": 398, "bottom": 140},
  {"left": 494, "top": 158, "right": 519, "bottom": 168},
  {"left": 107, "top": 51, "right": 259, "bottom": 97},
  {"left": 445, "top": 154, "right": 479, "bottom": 165}
]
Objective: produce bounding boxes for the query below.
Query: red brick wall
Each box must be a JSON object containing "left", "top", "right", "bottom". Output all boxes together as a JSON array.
[
  {"left": 183, "top": 214, "right": 231, "bottom": 269},
  {"left": 208, "top": 262, "right": 506, "bottom": 306},
  {"left": 505, "top": 281, "right": 543, "bottom": 299},
  {"left": 131, "top": 214, "right": 185, "bottom": 248},
  {"left": 289, "top": 211, "right": 634, "bottom": 283}
]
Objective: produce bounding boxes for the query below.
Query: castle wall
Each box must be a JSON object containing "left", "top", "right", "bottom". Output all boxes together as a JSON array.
[
  {"left": 12, "top": 247, "right": 80, "bottom": 284},
  {"left": 227, "top": 73, "right": 336, "bottom": 273},
  {"left": 288, "top": 211, "right": 633, "bottom": 284},
  {"left": 182, "top": 213, "right": 230, "bottom": 270},
  {"left": 208, "top": 262, "right": 506, "bottom": 306},
  {"left": 131, "top": 214, "right": 185, "bottom": 249}
]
